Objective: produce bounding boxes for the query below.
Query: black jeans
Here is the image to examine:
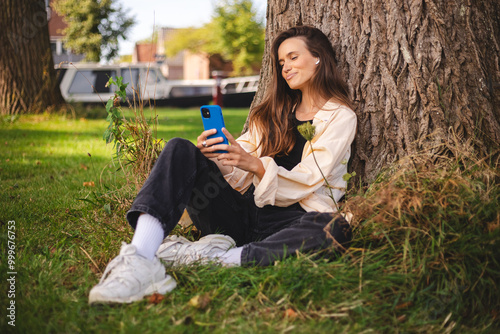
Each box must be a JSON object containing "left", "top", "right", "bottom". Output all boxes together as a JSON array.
[{"left": 127, "top": 138, "right": 352, "bottom": 266}]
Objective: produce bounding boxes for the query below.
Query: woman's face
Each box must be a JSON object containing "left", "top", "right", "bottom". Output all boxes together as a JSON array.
[{"left": 277, "top": 37, "right": 318, "bottom": 92}]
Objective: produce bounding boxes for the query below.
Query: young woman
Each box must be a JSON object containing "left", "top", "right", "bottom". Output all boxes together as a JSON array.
[{"left": 89, "top": 26, "right": 357, "bottom": 304}]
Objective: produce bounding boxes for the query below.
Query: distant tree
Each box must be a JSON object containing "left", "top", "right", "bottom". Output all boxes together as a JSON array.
[
  {"left": 0, "top": 0, "right": 64, "bottom": 116},
  {"left": 165, "top": 0, "right": 265, "bottom": 76},
  {"left": 53, "top": 0, "right": 135, "bottom": 62},
  {"left": 165, "top": 27, "right": 210, "bottom": 58},
  {"left": 208, "top": 0, "right": 265, "bottom": 75}
]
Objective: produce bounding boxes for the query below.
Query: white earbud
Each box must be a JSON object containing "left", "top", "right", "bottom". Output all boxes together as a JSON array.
[{"left": 315, "top": 58, "right": 320, "bottom": 65}]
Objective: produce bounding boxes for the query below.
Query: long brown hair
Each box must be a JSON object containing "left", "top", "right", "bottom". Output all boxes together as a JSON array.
[{"left": 249, "top": 26, "right": 352, "bottom": 158}]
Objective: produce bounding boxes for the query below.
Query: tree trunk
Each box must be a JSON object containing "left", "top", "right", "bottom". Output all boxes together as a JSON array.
[
  {"left": 252, "top": 0, "right": 500, "bottom": 181},
  {"left": 0, "top": 0, "right": 65, "bottom": 116}
]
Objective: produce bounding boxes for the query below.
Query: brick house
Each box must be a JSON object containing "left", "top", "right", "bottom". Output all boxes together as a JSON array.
[
  {"left": 132, "top": 27, "right": 233, "bottom": 80},
  {"left": 46, "top": 0, "right": 85, "bottom": 64}
]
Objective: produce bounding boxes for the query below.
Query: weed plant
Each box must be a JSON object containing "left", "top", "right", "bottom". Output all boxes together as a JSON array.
[
  {"left": 345, "top": 138, "right": 500, "bottom": 329},
  {"left": 103, "top": 76, "right": 165, "bottom": 191}
]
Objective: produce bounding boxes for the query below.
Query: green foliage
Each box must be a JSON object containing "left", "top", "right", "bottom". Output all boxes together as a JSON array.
[
  {"left": 341, "top": 158, "right": 356, "bottom": 182},
  {"left": 297, "top": 122, "right": 316, "bottom": 141},
  {"left": 103, "top": 76, "right": 127, "bottom": 151},
  {"left": 208, "top": 0, "right": 265, "bottom": 75},
  {"left": 165, "top": 0, "right": 264, "bottom": 76},
  {"left": 103, "top": 76, "right": 164, "bottom": 188},
  {"left": 165, "top": 27, "right": 211, "bottom": 58},
  {"left": 53, "top": 0, "right": 135, "bottom": 62}
]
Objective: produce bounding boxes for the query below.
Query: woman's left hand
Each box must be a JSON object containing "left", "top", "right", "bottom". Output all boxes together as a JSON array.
[{"left": 211, "top": 128, "right": 265, "bottom": 179}]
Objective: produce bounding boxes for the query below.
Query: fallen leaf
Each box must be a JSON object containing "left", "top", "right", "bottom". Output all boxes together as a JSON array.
[
  {"left": 83, "top": 181, "right": 95, "bottom": 187},
  {"left": 395, "top": 301, "right": 413, "bottom": 310},
  {"left": 36, "top": 160, "right": 41, "bottom": 165},
  {"left": 189, "top": 293, "right": 211, "bottom": 309},
  {"left": 148, "top": 293, "right": 165, "bottom": 305},
  {"left": 284, "top": 308, "right": 297, "bottom": 318},
  {"left": 80, "top": 164, "right": 88, "bottom": 170}
]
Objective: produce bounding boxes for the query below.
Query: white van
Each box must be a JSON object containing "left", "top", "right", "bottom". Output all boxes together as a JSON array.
[{"left": 56, "top": 63, "right": 258, "bottom": 107}]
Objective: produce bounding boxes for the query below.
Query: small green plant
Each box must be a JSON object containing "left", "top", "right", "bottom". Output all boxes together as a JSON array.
[
  {"left": 103, "top": 76, "right": 165, "bottom": 189},
  {"left": 1, "top": 114, "right": 20, "bottom": 123},
  {"left": 103, "top": 76, "right": 128, "bottom": 155},
  {"left": 341, "top": 159, "right": 356, "bottom": 182}
]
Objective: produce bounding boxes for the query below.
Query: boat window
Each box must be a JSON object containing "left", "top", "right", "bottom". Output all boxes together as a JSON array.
[
  {"left": 121, "top": 68, "right": 140, "bottom": 89},
  {"left": 138, "top": 69, "right": 161, "bottom": 87},
  {"left": 68, "top": 70, "right": 117, "bottom": 94},
  {"left": 224, "top": 83, "right": 237, "bottom": 90}
]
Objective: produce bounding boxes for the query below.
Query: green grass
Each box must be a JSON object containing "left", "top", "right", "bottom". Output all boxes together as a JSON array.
[{"left": 1, "top": 109, "right": 499, "bottom": 333}]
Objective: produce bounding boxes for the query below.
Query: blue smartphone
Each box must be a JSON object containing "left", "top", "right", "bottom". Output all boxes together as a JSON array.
[{"left": 200, "top": 105, "right": 228, "bottom": 153}]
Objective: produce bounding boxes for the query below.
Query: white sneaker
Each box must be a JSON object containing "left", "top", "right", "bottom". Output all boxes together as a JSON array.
[
  {"left": 156, "top": 234, "right": 236, "bottom": 266},
  {"left": 89, "top": 243, "right": 176, "bottom": 304}
]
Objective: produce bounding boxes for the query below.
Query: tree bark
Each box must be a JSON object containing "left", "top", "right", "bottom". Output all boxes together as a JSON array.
[
  {"left": 252, "top": 0, "right": 500, "bottom": 181},
  {"left": 0, "top": 0, "right": 64, "bottom": 116}
]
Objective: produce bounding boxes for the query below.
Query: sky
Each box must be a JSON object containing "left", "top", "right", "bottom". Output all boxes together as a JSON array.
[{"left": 118, "top": 0, "right": 267, "bottom": 56}]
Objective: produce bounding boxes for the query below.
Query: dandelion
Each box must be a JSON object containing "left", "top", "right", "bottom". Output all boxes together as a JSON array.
[{"left": 297, "top": 122, "right": 316, "bottom": 141}]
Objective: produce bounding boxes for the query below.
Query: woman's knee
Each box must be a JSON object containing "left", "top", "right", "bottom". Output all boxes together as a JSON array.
[
  {"left": 323, "top": 214, "right": 352, "bottom": 252},
  {"left": 300, "top": 213, "right": 352, "bottom": 252},
  {"left": 159, "top": 137, "right": 198, "bottom": 161},
  {"left": 164, "top": 137, "right": 195, "bottom": 153}
]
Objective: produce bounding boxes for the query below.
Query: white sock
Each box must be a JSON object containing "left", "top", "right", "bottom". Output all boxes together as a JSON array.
[
  {"left": 213, "top": 247, "right": 243, "bottom": 266},
  {"left": 131, "top": 214, "right": 165, "bottom": 260}
]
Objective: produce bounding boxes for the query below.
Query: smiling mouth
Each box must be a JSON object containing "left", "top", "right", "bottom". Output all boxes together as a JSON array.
[{"left": 286, "top": 73, "right": 296, "bottom": 81}]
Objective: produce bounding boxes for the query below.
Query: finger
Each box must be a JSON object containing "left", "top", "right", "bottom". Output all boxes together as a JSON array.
[
  {"left": 220, "top": 158, "right": 238, "bottom": 167},
  {"left": 211, "top": 144, "right": 231, "bottom": 152},
  {"left": 206, "top": 136, "right": 225, "bottom": 147},
  {"left": 221, "top": 128, "right": 237, "bottom": 145},
  {"left": 197, "top": 129, "right": 217, "bottom": 145},
  {"left": 201, "top": 128, "right": 217, "bottom": 138}
]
